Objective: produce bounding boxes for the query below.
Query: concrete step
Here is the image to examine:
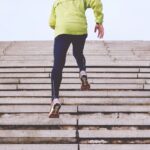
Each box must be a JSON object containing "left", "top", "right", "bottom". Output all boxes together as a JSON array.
[
  {"left": 0, "top": 105, "right": 149, "bottom": 113},
  {"left": 78, "top": 105, "right": 150, "bottom": 113},
  {"left": 0, "top": 55, "right": 112, "bottom": 61},
  {"left": 0, "top": 130, "right": 76, "bottom": 144},
  {"left": 0, "top": 67, "right": 140, "bottom": 73},
  {"left": 0, "top": 97, "right": 150, "bottom": 105},
  {"left": 80, "top": 144, "right": 150, "bottom": 150},
  {"left": 79, "top": 113, "right": 150, "bottom": 125},
  {"left": 0, "top": 105, "right": 77, "bottom": 113},
  {"left": 0, "top": 144, "right": 78, "bottom": 150},
  {"left": 0, "top": 90, "right": 150, "bottom": 97},
  {"left": 3, "top": 83, "right": 143, "bottom": 90},
  {"left": 0, "top": 60, "right": 149, "bottom": 67},
  {"left": 1, "top": 78, "right": 146, "bottom": 84},
  {"left": 0, "top": 72, "right": 140, "bottom": 78},
  {"left": 21, "top": 78, "right": 146, "bottom": 84},
  {"left": 0, "top": 144, "right": 149, "bottom": 150},
  {"left": 0, "top": 113, "right": 149, "bottom": 126},
  {"left": 79, "top": 130, "right": 150, "bottom": 138},
  {"left": 0, "top": 114, "right": 77, "bottom": 126}
]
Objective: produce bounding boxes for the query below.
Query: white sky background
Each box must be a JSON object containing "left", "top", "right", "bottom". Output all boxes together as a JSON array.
[{"left": 0, "top": 0, "right": 150, "bottom": 41}]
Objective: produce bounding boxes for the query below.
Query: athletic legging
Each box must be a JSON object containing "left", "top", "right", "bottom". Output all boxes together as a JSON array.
[{"left": 51, "top": 34, "right": 87, "bottom": 100}]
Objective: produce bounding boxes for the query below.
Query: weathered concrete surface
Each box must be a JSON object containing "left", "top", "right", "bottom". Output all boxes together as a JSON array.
[
  {"left": 80, "top": 144, "right": 150, "bottom": 150},
  {"left": 0, "top": 144, "right": 78, "bottom": 150},
  {"left": 0, "top": 41, "right": 150, "bottom": 148}
]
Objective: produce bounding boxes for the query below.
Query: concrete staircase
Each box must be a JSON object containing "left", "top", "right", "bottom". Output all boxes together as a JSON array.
[{"left": 0, "top": 41, "right": 150, "bottom": 149}]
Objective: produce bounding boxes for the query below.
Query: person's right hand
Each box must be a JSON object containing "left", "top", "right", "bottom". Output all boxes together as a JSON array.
[{"left": 94, "top": 24, "right": 104, "bottom": 39}]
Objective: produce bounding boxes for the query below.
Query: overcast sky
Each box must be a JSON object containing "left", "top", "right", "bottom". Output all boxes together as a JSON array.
[{"left": 0, "top": 0, "right": 150, "bottom": 41}]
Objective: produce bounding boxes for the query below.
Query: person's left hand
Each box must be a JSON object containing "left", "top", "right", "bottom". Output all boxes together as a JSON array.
[{"left": 94, "top": 24, "right": 104, "bottom": 39}]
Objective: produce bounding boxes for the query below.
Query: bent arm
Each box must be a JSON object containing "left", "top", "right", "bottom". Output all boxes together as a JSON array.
[{"left": 86, "top": 0, "right": 104, "bottom": 24}]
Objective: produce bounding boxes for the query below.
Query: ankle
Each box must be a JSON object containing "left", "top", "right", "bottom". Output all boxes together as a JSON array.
[
  {"left": 79, "top": 70, "right": 87, "bottom": 79},
  {"left": 52, "top": 98, "right": 59, "bottom": 101}
]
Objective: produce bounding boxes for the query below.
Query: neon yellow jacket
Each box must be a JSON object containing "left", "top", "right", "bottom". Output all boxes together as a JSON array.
[{"left": 49, "top": 0, "right": 104, "bottom": 37}]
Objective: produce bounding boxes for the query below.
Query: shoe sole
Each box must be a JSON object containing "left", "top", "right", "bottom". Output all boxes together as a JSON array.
[
  {"left": 81, "top": 84, "right": 90, "bottom": 90},
  {"left": 49, "top": 103, "right": 61, "bottom": 118}
]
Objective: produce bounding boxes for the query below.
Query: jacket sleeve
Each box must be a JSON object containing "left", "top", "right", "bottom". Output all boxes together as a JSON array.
[
  {"left": 49, "top": 5, "right": 56, "bottom": 29},
  {"left": 85, "top": 0, "right": 104, "bottom": 24}
]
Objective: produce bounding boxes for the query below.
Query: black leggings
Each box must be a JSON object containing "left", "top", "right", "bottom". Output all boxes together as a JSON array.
[{"left": 51, "top": 34, "right": 87, "bottom": 100}]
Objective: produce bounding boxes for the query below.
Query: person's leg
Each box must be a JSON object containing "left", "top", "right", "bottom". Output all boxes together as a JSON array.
[
  {"left": 72, "top": 34, "right": 90, "bottom": 90},
  {"left": 51, "top": 34, "right": 71, "bottom": 101},
  {"left": 72, "top": 34, "right": 87, "bottom": 72},
  {"left": 49, "top": 34, "right": 71, "bottom": 118}
]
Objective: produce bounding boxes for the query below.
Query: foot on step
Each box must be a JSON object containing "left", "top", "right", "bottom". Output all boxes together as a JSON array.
[{"left": 49, "top": 98, "right": 61, "bottom": 118}]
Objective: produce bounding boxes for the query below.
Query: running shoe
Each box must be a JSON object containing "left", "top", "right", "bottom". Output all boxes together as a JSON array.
[
  {"left": 80, "top": 70, "right": 90, "bottom": 90},
  {"left": 48, "top": 98, "right": 61, "bottom": 118},
  {"left": 81, "top": 75, "right": 90, "bottom": 90}
]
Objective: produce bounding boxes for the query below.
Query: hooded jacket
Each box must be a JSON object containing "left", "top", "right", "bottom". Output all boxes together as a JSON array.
[{"left": 49, "top": 0, "right": 104, "bottom": 37}]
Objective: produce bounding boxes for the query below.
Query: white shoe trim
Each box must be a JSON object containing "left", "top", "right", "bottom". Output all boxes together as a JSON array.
[{"left": 79, "top": 70, "right": 87, "bottom": 79}]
